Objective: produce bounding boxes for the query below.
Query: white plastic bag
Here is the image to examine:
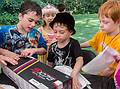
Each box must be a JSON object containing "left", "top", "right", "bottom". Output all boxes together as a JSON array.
[{"left": 82, "top": 46, "right": 119, "bottom": 75}]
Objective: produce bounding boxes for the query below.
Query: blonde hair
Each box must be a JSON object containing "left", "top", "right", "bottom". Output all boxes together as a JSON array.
[
  {"left": 42, "top": 4, "right": 59, "bottom": 16},
  {"left": 98, "top": 0, "right": 120, "bottom": 22}
]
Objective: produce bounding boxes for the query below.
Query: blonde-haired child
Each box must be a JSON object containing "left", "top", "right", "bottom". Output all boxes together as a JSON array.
[
  {"left": 38, "top": 4, "right": 59, "bottom": 63},
  {"left": 48, "top": 12, "right": 83, "bottom": 89}
]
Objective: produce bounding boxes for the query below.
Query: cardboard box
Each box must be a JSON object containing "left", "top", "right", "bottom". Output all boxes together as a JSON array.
[{"left": 2, "top": 57, "right": 72, "bottom": 89}]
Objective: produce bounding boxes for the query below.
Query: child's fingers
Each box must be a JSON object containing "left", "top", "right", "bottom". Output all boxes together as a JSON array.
[{"left": 0, "top": 60, "right": 7, "bottom": 65}]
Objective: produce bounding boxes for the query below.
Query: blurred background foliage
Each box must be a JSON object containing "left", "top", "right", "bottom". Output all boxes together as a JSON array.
[{"left": 0, "top": 0, "right": 106, "bottom": 25}]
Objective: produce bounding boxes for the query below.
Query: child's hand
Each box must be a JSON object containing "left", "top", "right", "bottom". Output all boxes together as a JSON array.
[
  {"left": 71, "top": 72, "right": 81, "bottom": 89},
  {"left": 1, "top": 49, "right": 20, "bottom": 65},
  {"left": 21, "top": 48, "right": 36, "bottom": 57},
  {"left": 113, "top": 54, "right": 120, "bottom": 62},
  {"left": 2, "top": 49, "right": 20, "bottom": 61},
  {"left": 99, "top": 67, "right": 114, "bottom": 77},
  {"left": 0, "top": 55, "right": 18, "bottom": 65}
]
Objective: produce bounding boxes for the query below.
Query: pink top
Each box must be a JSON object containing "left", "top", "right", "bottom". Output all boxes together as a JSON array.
[{"left": 39, "top": 26, "right": 56, "bottom": 49}]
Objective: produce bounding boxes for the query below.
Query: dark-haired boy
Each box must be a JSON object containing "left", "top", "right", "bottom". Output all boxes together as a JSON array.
[
  {"left": 0, "top": 1, "right": 47, "bottom": 88},
  {"left": 48, "top": 12, "right": 83, "bottom": 89},
  {"left": 0, "top": 0, "right": 47, "bottom": 58}
]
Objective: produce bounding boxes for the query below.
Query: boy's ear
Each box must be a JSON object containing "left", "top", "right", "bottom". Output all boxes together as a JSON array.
[
  {"left": 116, "top": 19, "right": 120, "bottom": 24},
  {"left": 118, "top": 19, "right": 120, "bottom": 24},
  {"left": 18, "top": 13, "right": 23, "bottom": 21},
  {"left": 70, "top": 30, "right": 73, "bottom": 35}
]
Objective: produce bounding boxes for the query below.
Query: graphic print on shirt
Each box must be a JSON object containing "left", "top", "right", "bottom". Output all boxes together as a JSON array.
[
  {"left": 2, "top": 29, "right": 31, "bottom": 54},
  {"left": 51, "top": 43, "right": 72, "bottom": 67}
]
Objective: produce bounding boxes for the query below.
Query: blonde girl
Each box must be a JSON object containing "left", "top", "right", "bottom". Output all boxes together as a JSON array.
[{"left": 38, "top": 4, "right": 59, "bottom": 63}]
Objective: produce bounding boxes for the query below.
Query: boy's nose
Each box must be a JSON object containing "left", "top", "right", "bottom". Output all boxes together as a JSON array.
[
  {"left": 56, "top": 33, "right": 60, "bottom": 37},
  {"left": 99, "top": 23, "right": 103, "bottom": 28}
]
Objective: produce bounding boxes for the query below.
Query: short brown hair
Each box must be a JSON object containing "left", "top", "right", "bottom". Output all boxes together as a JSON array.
[
  {"left": 20, "top": 0, "right": 42, "bottom": 16},
  {"left": 98, "top": 0, "right": 120, "bottom": 22}
]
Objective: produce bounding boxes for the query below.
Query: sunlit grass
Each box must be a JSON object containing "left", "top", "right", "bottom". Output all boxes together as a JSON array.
[{"left": 73, "top": 14, "right": 99, "bottom": 43}]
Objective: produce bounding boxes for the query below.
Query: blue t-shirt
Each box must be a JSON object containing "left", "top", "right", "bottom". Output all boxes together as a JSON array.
[{"left": 0, "top": 25, "right": 47, "bottom": 58}]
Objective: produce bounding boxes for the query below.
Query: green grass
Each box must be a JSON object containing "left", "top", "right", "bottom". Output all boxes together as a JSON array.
[{"left": 73, "top": 14, "right": 99, "bottom": 43}]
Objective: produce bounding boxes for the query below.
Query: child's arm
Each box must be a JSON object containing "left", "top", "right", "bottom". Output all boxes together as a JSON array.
[
  {"left": 21, "top": 29, "right": 47, "bottom": 57},
  {"left": 71, "top": 56, "right": 83, "bottom": 89},
  {"left": 80, "top": 41, "right": 90, "bottom": 48},
  {"left": 20, "top": 48, "right": 46, "bottom": 57}
]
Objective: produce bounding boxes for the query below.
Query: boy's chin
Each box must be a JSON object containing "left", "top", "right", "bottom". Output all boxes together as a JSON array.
[
  {"left": 26, "top": 28, "right": 32, "bottom": 32},
  {"left": 101, "top": 30, "right": 107, "bottom": 33}
]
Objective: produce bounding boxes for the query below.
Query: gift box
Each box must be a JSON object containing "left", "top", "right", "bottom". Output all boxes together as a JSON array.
[{"left": 2, "top": 57, "right": 72, "bottom": 89}]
